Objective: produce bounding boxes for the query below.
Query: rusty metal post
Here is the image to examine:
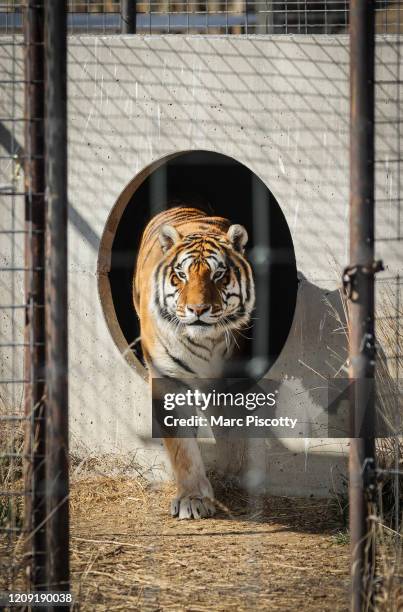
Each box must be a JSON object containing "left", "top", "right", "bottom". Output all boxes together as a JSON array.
[
  {"left": 44, "top": 0, "right": 69, "bottom": 595},
  {"left": 23, "top": 0, "right": 47, "bottom": 592},
  {"left": 121, "top": 0, "right": 136, "bottom": 33},
  {"left": 349, "top": 1, "right": 376, "bottom": 610}
]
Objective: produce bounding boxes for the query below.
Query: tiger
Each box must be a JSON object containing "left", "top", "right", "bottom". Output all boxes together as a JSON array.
[{"left": 133, "top": 206, "right": 255, "bottom": 519}]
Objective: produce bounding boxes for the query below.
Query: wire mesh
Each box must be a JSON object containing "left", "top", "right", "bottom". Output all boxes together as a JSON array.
[
  {"left": 373, "top": 0, "right": 402, "bottom": 603},
  {"left": 0, "top": 3, "right": 31, "bottom": 593},
  {"left": 0, "top": 0, "right": 49, "bottom": 596},
  {"left": 0, "top": 1, "right": 402, "bottom": 35},
  {"left": 0, "top": 0, "right": 401, "bottom": 607}
]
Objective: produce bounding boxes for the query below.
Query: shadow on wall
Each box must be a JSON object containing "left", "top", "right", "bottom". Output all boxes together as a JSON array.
[
  {"left": 272, "top": 273, "right": 349, "bottom": 380},
  {"left": 202, "top": 276, "right": 350, "bottom": 497}
]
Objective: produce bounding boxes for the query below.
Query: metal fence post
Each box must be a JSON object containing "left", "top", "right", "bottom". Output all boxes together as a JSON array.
[
  {"left": 44, "top": 0, "right": 69, "bottom": 595},
  {"left": 23, "top": 0, "right": 47, "bottom": 592},
  {"left": 121, "top": 0, "right": 136, "bottom": 34},
  {"left": 348, "top": 1, "right": 377, "bottom": 610}
]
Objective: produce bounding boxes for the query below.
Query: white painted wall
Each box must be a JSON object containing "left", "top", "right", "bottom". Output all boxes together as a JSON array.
[{"left": 1, "top": 35, "right": 400, "bottom": 496}]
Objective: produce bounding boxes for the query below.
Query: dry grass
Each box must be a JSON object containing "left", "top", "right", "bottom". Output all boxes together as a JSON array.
[
  {"left": 323, "top": 282, "right": 403, "bottom": 610},
  {"left": 0, "top": 411, "right": 26, "bottom": 593},
  {"left": 0, "top": 418, "right": 24, "bottom": 531},
  {"left": 371, "top": 519, "right": 403, "bottom": 611},
  {"left": 323, "top": 283, "right": 402, "bottom": 514},
  {"left": 374, "top": 284, "right": 402, "bottom": 529},
  {"left": 70, "top": 474, "right": 349, "bottom": 611},
  {"left": 372, "top": 286, "right": 403, "bottom": 611},
  {"left": 0, "top": 280, "right": 401, "bottom": 609}
]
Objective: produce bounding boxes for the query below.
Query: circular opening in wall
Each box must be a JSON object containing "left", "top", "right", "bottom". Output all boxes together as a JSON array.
[{"left": 98, "top": 150, "right": 298, "bottom": 380}]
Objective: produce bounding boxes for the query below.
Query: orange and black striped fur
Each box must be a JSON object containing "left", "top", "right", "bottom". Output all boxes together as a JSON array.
[{"left": 133, "top": 207, "right": 255, "bottom": 519}]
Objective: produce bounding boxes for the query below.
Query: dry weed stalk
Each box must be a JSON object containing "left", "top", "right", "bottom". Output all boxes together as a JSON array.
[{"left": 324, "top": 282, "right": 402, "bottom": 609}]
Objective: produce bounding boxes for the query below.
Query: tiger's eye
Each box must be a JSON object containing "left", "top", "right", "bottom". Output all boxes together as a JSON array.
[
  {"left": 213, "top": 269, "right": 225, "bottom": 281},
  {"left": 176, "top": 269, "right": 186, "bottom": 281}
]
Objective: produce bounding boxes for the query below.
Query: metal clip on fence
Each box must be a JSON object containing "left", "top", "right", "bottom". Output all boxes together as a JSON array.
[
  {"left": 362, "top": 457, "right": 377, "bottom": 503},
  {"left": 342, "top": 260, "right": 384, "bottom": 302}
]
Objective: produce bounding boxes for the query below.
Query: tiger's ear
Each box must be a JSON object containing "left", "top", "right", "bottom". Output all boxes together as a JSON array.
[
  {"left": 159, "top": 224, "right": 181, "bottom": 253},
  {"left": 227, "top": 224, "right": 248, "bottom": 254}
]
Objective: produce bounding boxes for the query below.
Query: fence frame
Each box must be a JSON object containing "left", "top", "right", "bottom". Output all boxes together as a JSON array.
[
  {"left": 23, "top": 0, "right": 47, "bottom": 592},
  {"left": 1, "top": 0, "right": 400, "bottom": 607},
  {"left": 22, "top": 0, "right": 70, "bottom": 596},
  {"left": 121, "top": 0, "right": 136, "bottom": 33},
  {"left": 348, "top": 1, "right": 380, "bottom": 610},
  {"left": 44, "top": 0, "right": 70, "bottom": 595}
]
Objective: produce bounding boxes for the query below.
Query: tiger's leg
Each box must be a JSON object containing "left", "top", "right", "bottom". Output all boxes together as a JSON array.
[
  {"left": 163, "top": 437, "right": 216, "bottom": 519},
  {"left": 146, "top": 361, "right": 214, "bottom": 519}
]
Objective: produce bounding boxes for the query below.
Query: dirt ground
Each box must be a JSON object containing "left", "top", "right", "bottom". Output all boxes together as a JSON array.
[{"left": 70, "top": 476, "right": 350, "bottom": 611}]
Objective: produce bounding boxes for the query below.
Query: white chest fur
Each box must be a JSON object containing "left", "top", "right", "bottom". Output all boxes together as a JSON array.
[{"left": 152, "top": 321, "right": 232, "bottom": 378}]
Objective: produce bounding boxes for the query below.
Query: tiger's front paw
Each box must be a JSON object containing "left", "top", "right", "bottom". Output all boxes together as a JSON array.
[
  {"left": 171, "top": 477, "right": 216, "bottom": 519},
  {"left": 171, "top": 495, "right": 216, "bottom": 520}
]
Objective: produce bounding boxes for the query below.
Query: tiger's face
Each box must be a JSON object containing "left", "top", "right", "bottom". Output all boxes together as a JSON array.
[{"left": 152, "top": 224, "right": 255, "bottom": 338}]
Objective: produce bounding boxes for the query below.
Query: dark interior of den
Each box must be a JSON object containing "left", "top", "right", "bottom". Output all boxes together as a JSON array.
[{"left": 109, "top": 150, "right": 298, "bottom": 378}]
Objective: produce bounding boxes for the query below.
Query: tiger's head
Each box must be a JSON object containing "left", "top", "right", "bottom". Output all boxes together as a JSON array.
[{"left": 152, "top": 224, "right": 255, "bottom": 339}]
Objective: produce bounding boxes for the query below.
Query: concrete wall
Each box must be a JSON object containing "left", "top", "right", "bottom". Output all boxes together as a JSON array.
[{"left": 1, "top": 35, "right": 401, "bottom": 496}]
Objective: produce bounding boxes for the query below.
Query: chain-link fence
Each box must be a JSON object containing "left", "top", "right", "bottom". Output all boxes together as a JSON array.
[
  {"left": 0, "top": 1, "right": 402, "bottom": 34},
  {"left": 0, "top": 1, "right": 401, "bottom": 609},
  {"left": 0, "top": 0, "right": 68, "bottom": 598},
  {"left": 0, "top": 4, "right": 31, "bottom": 593},
  {"left": 372, "top": 12, "right": 402, "bottom": 607}
]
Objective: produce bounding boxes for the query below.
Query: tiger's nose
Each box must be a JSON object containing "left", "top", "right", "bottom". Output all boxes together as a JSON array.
[{"left": 187, "top": 303, "right": 210, "bottom": 317}]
